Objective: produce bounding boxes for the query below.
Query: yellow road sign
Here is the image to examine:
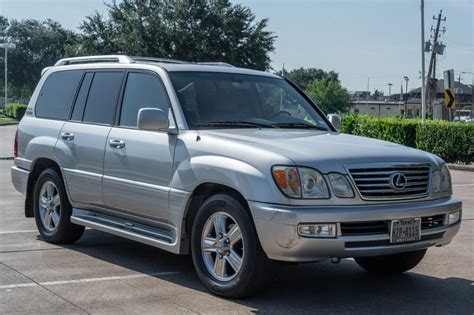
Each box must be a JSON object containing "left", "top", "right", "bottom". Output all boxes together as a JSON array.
[{"left": 444, "top": 89, "right": 456, "bottom": 109}]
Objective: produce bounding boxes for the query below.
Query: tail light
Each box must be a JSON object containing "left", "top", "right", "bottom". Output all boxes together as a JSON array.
[{"left": 14, "top": 129, "right": 18, "bottom": 158}]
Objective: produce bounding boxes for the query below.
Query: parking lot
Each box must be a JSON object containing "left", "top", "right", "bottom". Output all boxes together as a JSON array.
[{"left": 0, "top": 124, "right": 473, "bottom": 314}]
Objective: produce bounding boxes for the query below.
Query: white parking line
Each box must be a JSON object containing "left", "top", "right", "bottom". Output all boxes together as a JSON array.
[
  {"left": 453, "top": 184, "right": 474, "bottom": 187},
  {"left": 0, "top": 271, "right": 180, "bottom": 290},
  {"left": 0, "top": 230, "right": 38, "bottom": 234}
]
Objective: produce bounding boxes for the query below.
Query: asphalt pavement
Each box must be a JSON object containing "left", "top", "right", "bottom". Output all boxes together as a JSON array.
[{"left": 0, "top": 125, "right": 473, "bottom": 314}]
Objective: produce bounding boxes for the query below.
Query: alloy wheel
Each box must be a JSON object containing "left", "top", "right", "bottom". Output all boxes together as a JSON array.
[
  {"left": 201, "top": 211, "right": 244, "bottom": 281},
  {"left": 38, "top": 181, "right": 61, "bottom": 232}
]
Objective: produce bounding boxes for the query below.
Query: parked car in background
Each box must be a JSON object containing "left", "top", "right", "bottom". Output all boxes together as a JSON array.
[
  {"left": 454, "top": 109, "right": 472, "bottom": 122},
  {"left": 11, "top": 55, "right": 462, "bottom": 297}
]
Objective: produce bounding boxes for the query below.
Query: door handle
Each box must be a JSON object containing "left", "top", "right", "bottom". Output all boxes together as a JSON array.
[
  {"left": 61, "top": 132, "right": 74, "bottom": 141},
  {"left": 109, "top": 139, "right": 125, "bottom": 149}
]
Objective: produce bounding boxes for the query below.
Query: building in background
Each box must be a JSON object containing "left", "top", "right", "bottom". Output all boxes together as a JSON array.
[{"left": 350, "top": 79, "right": 472, "bottom": 118}]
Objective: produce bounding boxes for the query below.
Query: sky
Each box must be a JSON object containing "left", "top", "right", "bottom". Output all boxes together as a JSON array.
[{"left": 1, "top": 0, "right": 472, "bottom": 94}]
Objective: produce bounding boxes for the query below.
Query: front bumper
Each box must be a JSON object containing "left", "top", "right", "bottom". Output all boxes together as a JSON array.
[{"left": 249, "top": 197, "right": 462, "bottom": 262}]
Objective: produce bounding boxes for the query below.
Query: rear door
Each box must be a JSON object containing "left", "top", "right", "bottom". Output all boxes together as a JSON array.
[
  {"left": 55, "top": 70, "right": 124, "bottom": 206},
  {"left": 102, "top": 71, "right": 177, "bottom": 221}
]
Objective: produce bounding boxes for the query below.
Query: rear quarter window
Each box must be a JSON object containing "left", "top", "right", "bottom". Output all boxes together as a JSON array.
[
  {"left": 35, "top": 70, "right": 84, "bottom": 120},
  {"left": 82, "top": 71, "right": 124, "bottom": 125}
]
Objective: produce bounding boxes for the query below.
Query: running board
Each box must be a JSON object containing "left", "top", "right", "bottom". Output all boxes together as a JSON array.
[{"left": 71, "top": 209, "right": 177, "bottom": 250}]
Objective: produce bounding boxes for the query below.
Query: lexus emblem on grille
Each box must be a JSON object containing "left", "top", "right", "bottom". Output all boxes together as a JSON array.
[{"left": 390, "top": 173, "right": 407, "bottom": 190}]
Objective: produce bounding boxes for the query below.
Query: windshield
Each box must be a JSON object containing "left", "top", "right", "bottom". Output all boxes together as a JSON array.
[{"left": 169, "top": 72, "right": 331, "bottom": 130}]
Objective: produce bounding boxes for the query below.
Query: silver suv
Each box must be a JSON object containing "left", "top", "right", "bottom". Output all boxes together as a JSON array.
[{"left": 11, "top": 55, "right": 462, "bottom": 297}]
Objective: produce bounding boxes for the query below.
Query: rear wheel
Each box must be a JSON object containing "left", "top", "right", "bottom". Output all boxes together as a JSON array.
[
  {"left": 354, "top": 249, "right": 427, "bottom": 274},
  {"left": 33, "top": 168, "right": 84, "bottom": 243},
  {"left": 191, "top": 193, "right": 270, "bottom": 298}
]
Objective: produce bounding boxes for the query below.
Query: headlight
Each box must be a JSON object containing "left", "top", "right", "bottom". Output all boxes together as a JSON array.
[
  {"left": 432, "top": 164, "right": 452, "bottom": 194},
  {"left": 272, "top": 166, "right": 329, "bottom": 199},
  {"left": 328, "top": 173, "right": 355, "bottom": 198}
]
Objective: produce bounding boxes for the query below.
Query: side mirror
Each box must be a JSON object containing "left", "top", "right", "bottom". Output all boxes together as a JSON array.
[
  {"left": 327, "top": 114, "right": 341, "bottom": 132},
  {"left": 137, "top": 108, "right": 169, "bottom": 132}
]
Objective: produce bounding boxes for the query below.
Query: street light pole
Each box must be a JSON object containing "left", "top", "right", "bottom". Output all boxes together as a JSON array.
[
  {"left": 404, "top": 76, "right": 409, "bottom": 101},
  {"left": 420, "top": 0, "right": 427, "bottom": 123},
  {"left": 0, "top": 39, "right": 16, "bottom": 107}
]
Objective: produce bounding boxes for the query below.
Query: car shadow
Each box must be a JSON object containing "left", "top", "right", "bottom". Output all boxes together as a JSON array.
[{"left": 57, "top": 229, "right": 474, "bottom": 313}]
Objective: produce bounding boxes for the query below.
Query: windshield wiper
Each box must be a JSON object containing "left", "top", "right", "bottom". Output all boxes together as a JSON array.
[
  {"left": 272, "top": 122, "right": 329, "bottom": 131},
  {"left": 197, "top": 120, "right": 277, "bottom": 129}
]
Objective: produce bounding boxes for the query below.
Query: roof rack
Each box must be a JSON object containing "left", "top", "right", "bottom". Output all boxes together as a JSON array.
[
  {"left": 131, "top": 56, "right": 189, "bottom": 64},
  {"left": 54, "top": 55, "right": 133, "bottom": 66},
  {"left": 197, "top": 62, "right": 235, "bottom": 68},
  {"left": 53, "top": 55, "right": 235, "bottom": 68}
]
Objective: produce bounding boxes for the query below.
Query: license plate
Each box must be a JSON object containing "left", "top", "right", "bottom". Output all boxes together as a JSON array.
[{"left": 390, "top": 218, "right": 421, "bottom": 244}]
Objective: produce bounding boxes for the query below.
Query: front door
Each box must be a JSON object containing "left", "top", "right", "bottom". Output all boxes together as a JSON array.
[{"left": 102, "top": 71, "right": 177, "bottom": 221}]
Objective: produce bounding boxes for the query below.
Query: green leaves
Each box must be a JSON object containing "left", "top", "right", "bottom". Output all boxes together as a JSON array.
[
  {"left": 1, "top": 18, "right": 78, "bottom": 99},
  {"left": 277, "top": 67, "right": 339, "bottom": 91},
  {"left": 304, "top": 79, "right": 353, "bottom": 114},
  {"left": 341, "top": 115, "right": 474, "bottom": 163},
  {"left": 4, "top": 103, "right": 27, "bottom": 120},
  {"left": 79, "top": 0, "right": 276, "bottom": 70}
]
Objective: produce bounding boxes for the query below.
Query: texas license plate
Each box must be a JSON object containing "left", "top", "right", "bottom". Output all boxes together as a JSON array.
[{"left": 390, "top": 218, "right": 421, "bottom": 244}]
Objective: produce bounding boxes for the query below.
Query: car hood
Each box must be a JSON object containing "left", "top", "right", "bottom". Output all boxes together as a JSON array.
[{"left": 198, "top": 129, "right": 442, "bottom": 173}]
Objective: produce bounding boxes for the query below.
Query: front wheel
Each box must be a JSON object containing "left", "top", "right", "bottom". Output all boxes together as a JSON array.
[
  {"left": 191, "top": 193, "right": 270, "bottom": 298},
  {"left": 354, "top": 249, "right": 427, "bottom": 274}
]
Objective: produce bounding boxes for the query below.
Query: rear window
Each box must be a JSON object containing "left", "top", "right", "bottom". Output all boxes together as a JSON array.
[
  {"left": 35, "top": 70, "right": 83, "bottom": 120},
  {"left": 82, "top": 71, "right": 124, "bottom": 125}
]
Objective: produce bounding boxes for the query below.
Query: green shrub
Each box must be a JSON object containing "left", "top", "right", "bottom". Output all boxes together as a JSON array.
[
  {"left": 416, "top": 121, "right": 474, "bottom": 163},
  {"left": 4, "top": 103, "right": 28, "bottom": 120},
  {"left": 341, "top": 114, "right": 473, "bottom": 163}
]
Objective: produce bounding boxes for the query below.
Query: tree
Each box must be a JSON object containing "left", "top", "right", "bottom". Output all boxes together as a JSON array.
[
  {"left": 276, "top": 67, "right": 338, "bottom": 90},
  {"left": 80, "top": 0, "right": 276, "bottom": 70},
  {"left": 1, "top": 17, "right": 78, "bottom": 99},
  {"left": 304, "top": 79, "right": 353, "bottom": 114}
]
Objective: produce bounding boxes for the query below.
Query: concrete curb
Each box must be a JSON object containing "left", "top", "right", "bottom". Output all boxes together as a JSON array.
[
  {"left": 448, "top": 164, "right": 474, "bottom": 172},
  {"left": 0, "top": 122, "right": 18, "bottom": 126}
]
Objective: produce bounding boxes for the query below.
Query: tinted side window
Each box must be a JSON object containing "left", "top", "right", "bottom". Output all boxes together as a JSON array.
[
  {"left": 83, "top": 72, "right": 124, "bottom": 125},
  {"left": 119, "top": 72, "right": 171, "bottom": 128},
  {"left": 71, "top": 72, "right": 94, "bottom": 121},
  {"left": 35, "top": 70, "right": 83, "bottom": 120}
]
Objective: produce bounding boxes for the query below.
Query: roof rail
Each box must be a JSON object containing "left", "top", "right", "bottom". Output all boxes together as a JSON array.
[
  {"left": 131, "top": 56, "right": 189, "bottom": 64},
  {"left": 197, "top": 62, "right": 235, "bottom": 68},
  {"left": 54, "top": 55, "right": 133, "bottom": 66}
]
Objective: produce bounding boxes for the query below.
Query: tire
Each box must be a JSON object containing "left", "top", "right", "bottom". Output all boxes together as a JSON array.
[
  {"left": 354, "top": 249, "right": 427, "bottom": 274},
  {"left": 191, "top": 193, "right": 270, "bottom": 298},
  {"left": 33, "top": 168, "right": 84, "bottom": 244}
]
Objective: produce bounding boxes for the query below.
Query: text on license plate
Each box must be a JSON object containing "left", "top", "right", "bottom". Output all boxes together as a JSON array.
[{"left": 390, "top": 218, "right": 421, "bottom": 244}]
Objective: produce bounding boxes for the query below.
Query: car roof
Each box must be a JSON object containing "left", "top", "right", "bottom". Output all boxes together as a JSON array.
[
  {"left": 49, "top": 55, "right": 281, "bottom": 79},
  {"left": 144, "top": 62, "right": 280, "bottom": 78}
]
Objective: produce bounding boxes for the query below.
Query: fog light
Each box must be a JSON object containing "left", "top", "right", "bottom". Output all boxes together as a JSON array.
[
  {"left": 298, "top": 224, "right": 336, "bottom": 238},
  {"left": 448, "top": 211, "right": 461, "bottom": 225}
]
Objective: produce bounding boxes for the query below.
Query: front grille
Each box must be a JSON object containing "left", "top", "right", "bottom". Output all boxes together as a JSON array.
[
  {"left": 340, "top": 214, "right": 445, "bottom": 236},
  {"left": 345, "top": 232, "right": 445, "bottom": 248},
  {"left": 348, "top": 164, "right": 431, "bottom": 200},
  {"left": 421, "top": 214, "right": 445, "bottom": 229},
  {"left": 341, "top": 221, "right": 388, "bottom": 235}
]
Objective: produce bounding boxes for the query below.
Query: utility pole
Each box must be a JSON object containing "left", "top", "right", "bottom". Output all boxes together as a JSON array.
[
  {"left": 388, "top": 83, "right": 393, "bottom": 97},
  {"left": 420, "top": 0, "right": 427, "bottom": 123},
  {"left": 425, "top": 10, "right": 446, "bottom": 115}
]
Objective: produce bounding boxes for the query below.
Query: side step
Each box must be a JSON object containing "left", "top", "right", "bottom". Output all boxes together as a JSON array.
[{"left": 71, "top": 209, "right": 177, "bottom": 250}]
